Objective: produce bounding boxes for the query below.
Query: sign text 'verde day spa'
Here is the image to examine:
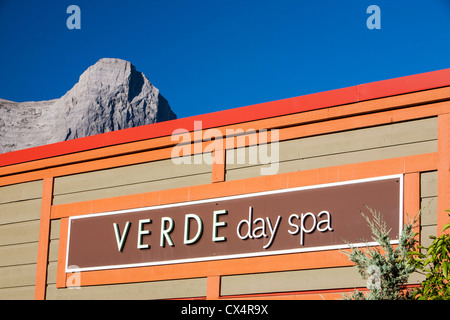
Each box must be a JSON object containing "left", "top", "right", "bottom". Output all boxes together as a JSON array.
[
  {"left": 66, "top": 176, "right": 402, "bottom": 272},
  {"left": 113, "top": 206, "right": 333, "bottom": 253}
]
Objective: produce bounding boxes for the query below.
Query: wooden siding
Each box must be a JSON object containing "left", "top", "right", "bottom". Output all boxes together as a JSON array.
[
  {"left": 53, "top": 155, "right": 211, "bottom": 205},
  {"left": 226, "top": 118, "right": 438, "bottom": 181},
  {"left": 420, "top": 171, "right": 438, "bottom": 247},
  {"left": 0, "top": 180, "right": 42, "bottom": 299}
]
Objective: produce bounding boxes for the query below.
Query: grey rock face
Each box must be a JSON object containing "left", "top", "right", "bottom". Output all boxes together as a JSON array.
[{"left": 0, "top": 58, "right": 176, "bottom": 153}]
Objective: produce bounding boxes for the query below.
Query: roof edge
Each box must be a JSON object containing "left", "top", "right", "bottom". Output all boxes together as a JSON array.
[{"left": 1, "top": 68, "right": 449, "bottom": 167}]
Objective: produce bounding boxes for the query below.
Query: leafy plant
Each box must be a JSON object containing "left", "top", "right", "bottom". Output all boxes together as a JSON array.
[
  {"left": 408, "top": 211, "right": 450, "bottom": 300},
  {"left": 342, "top": 206, "right": 418, "bottom": 300}
]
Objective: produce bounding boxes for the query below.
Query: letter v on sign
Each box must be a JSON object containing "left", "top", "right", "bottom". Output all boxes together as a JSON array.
[{"left": 113, "top": 221, "right": 131, "bottom": 252}]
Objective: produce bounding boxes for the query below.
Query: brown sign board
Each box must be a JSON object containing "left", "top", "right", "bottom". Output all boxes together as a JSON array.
[{"left": 66, "top": 175, "right": 403, "bottom": 272}]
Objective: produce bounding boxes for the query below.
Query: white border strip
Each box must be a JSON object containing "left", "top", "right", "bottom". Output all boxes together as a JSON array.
[{"left": 66, "top": 174, "right": 404, "bottom": 273}]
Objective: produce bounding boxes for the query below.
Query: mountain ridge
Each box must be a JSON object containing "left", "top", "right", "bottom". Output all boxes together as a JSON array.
[{"left": 0, "top": 58, "right": 177, "bottom": 153}]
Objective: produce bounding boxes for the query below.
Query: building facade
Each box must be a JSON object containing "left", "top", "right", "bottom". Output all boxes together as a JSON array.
[{"left": 0, "top": 69, "right": 449, "bottom": 300}]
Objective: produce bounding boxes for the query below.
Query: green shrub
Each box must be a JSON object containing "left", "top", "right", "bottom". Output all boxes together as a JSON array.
[
  {"left": 342, "top": 207, "right": 417, "bottom": 300},
  {"left": 408, "top": 211, "right": 450, "bottom": 300}
]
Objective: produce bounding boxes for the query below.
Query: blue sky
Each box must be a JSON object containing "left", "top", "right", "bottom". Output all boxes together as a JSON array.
[{"left": 0, "top": 0, "right": 449, "bottom": 119}]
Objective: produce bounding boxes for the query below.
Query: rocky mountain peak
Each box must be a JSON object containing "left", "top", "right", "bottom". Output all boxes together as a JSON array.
[
  {"left": 0, "top": 58, "right": 177, "bottom": 153},
  {"left": 77, "top": 58, "right": 135, "bottom": 96}
]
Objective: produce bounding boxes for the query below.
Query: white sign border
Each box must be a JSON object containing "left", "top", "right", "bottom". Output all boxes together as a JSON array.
[{"left": 66, "top": 174, "right": 404, "bottom": 273}]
